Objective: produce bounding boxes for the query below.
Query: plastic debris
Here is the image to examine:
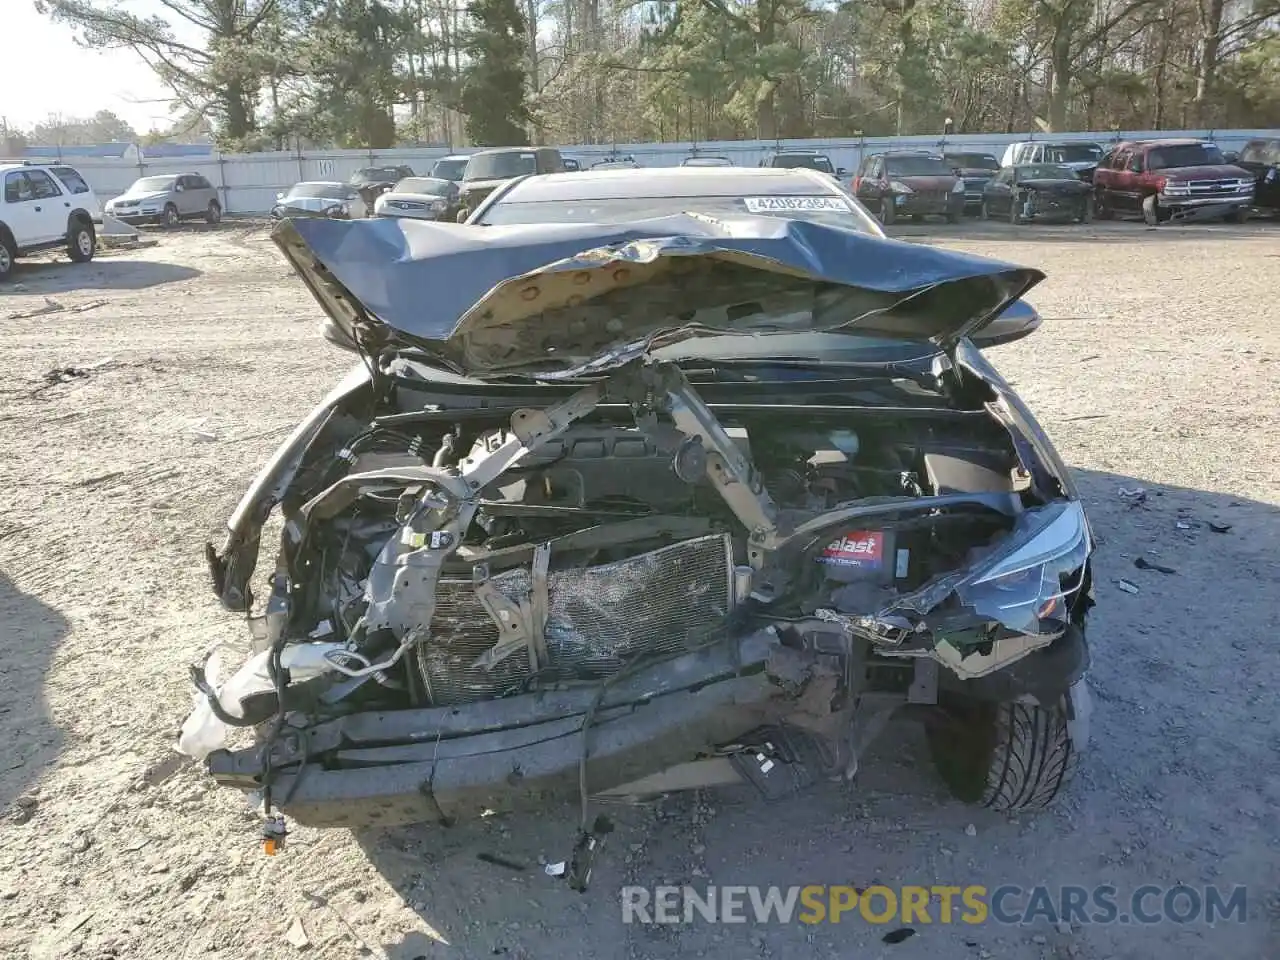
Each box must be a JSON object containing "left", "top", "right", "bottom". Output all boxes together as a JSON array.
[
  {"left": 1134, "top": 557, "right": 1176, "bottom": 575},
  {"left": 283, "top": 917, "right": 310, "bottom": 949},
  {"left": 1208, "top": 521, "right": 1232, "bottom": 534},
  {"left": 1116, "top": 579, "right": 1140, "bottom": 594},
  {"left": 964, "top": 823, "right": 977, "bottom": 837},
  {"left": 543, "top": 861, "right": 567, "bottom": 877},
  {"left": 882, "top": 927, "right": 916, "bottom": 944},
  {"left": 1175, "top": 520, "right": 1192, "bottom": 530},
  {"left": 1117, "top": 487, "right": 1147, "bottom": 507}
]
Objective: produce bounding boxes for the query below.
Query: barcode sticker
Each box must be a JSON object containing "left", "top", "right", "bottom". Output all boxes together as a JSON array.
[{"left": 742, "top": 196, "right": 851, "bottom": 213}]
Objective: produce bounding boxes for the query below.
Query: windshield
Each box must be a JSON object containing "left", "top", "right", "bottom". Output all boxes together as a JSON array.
[
  {"left": 464, "top": 151, "right": 537, "bottom": 180},
  {"left": 431, "top": 158, "right": 468, "bottom": 181},
  {"left": 770, "top": 154, "right": 835, "bottom": 174},
  {"left": 286, "top": 183, "right": 345, "bottom": 199},
  {"left": 477, "top": 194, "right": 879, "bottom": 233},
  {"left": 946, "top": 154, "right": 1000, "bottom": 171},
  {"left": 1042, "top": 144, "right": 1102, "bottom": 163},
  {"left": 350, "top": 167, "right": 404, "bottom": 183},
  {"left": 1147, "top": 143, "right": 1224, "bottom": 169},
  {"left": 393, "top": 177, "right": 451, "bottom": 196},
  {"left": 682, "top": 157, "right": 732, "bottom": 167},
  {"left": 129, "top": 176, "right": 176, "bottom": 193},
  {"left": 886, "top": 156, "right": 952, "bottom": 176},
  {"left": 1018, "top": 163, "right": 1077, "bottom": 180}
]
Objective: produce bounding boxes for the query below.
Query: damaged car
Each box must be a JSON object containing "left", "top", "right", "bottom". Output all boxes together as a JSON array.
[{"left": 182, "top": 213, "right": 1094, "bottom": 880}]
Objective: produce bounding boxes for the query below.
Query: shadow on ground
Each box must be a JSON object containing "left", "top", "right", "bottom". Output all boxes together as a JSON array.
[
  {"left": 346, "top": 467, "right": 1279, "bottom": 960},
  {"left": 3, "top": 257, "right": 200, "bottom": 292},
  {"left": 0, "top": 574, "right": 68, "bottom": 818}
]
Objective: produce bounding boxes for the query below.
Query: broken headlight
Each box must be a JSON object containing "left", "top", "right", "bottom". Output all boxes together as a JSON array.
[{"left": 955, "top": 501, "right": 1090, "bottom": 636}]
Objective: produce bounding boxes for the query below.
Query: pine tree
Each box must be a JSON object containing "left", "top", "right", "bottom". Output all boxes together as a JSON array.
[{"left": 460, "top": 0, "right": 532, "bottom": 145}]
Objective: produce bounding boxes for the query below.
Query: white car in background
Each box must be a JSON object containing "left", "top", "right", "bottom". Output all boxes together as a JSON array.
[
  {"left": 0, "top": 162, "right": 102, "bottom": 281},
  {"left": 372, "top": 176, "right": 460, "bottom": 221}
]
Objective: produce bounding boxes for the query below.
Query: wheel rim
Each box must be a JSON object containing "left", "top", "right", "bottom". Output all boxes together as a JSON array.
[
  {"left": 167, "top": 207, "right": 178, "bottom": 225},
  {"left": 210, "top": 203, "right": 221, "bottom": 222},
  {"left": 77, "top": 230, "right": 92, "bottom": 256},
  {"left": 0, "top": 246, "right": 10, "bottom": 273}
]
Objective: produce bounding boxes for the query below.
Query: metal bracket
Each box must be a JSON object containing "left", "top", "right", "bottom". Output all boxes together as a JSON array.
[
  {"left": 651, "top": 363, "right": 780, "bottom": 567},
  {"left": 470, "top": 566, "right": 536, "bottom": 671}
]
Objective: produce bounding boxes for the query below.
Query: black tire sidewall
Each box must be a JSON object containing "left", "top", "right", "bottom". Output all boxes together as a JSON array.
[
  {"left": 68, "top": 221, "right": 95, "bottom": 262},
  {"left": 0, "top": 233, "right": 15, "bottom": 279},
  {"left": 165, "top": 204, "right": 179, "bottom": 227},
  {"left": 880, "top": 197, "right": 895, "bottom": 225},
  {"left": 207, "top": 201, "right": 222, "bottom": 223}
]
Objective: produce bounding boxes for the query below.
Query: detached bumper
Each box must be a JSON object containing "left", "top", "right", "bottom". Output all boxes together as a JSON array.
[{"left": 205, "top": 629, "right": 796, "bottom": 828}]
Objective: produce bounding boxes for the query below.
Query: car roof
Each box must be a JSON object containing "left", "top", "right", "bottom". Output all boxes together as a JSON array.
[
  {"left": 436, "top": 154, "right": 471, "bottom": 161},
  {"left": 1123, "top": 138, "right": 1207, "bottom": 148},
  {"left": 295, "top": 180, "right": 346, "bottom": 188},
  {"left": 495, "top": 166, "right": 840, "bottom": 202}
]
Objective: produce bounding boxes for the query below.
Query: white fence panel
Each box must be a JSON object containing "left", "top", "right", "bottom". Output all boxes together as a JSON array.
[{"left": 17, "top": 128, "right": 1276, "bottom": 214}]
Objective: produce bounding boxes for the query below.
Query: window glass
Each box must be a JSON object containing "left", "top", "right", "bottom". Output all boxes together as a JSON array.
[
  {"left": 26, "top": 169, "right": 63, "bottom": 199},
  {"left": 51, "top": 167, "right": 91, "bottom": 194},
  {"left": 4, "top": 172, "right": 31, "bottom": 203}
]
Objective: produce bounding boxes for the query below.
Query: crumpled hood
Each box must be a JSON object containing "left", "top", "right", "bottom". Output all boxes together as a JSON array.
[{"left": 272, "top": 213, "right": 1044, "bottom": 379}]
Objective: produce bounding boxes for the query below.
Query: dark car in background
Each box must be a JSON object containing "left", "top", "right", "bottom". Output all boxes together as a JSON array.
[
  {"left": 982, "top": 163, "right": 1092, "bottom": 223},
  {"left": 348, "top": 165, "right": 416, "bottom": 209},
  {"left": 1232, "top": 138, "right": 1280, "bottom": 214},
  {"left": 944, "top": 152, "right": 1001, "bottom": 212},
  {"left": 760, "top": 150, "right": 842, "bottom": 178},
  {"left": 455, "top": 147, "right": 565, "bottom": 221},
  {"left": 1000, "top": 141, "right": 1104, "bottom": 182},
  {"left": 1092, "top": 139, "right": 1254, "bottom": 224},
  {"left": 430, "top": 155, "right": 470, "bottom": 182},
  {"left": 270, "top": 181, "right": 369, "bottom": 220},
  {"left": 853, "top": 151, "right": 965, "bottom": 224}
]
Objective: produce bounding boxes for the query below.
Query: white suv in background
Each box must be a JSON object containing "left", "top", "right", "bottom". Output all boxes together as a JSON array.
[{"left": 0, "top": 162, "right": 103, "bottom": 281}]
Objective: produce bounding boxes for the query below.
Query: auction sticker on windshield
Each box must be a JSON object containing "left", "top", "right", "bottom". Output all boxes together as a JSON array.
[{"left": 743, "top": 196, "right": 852, "bottom": 213}]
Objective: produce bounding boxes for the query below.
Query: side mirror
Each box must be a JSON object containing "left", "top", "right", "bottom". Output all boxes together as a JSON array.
[
  {"left": 1129, "top": 160, "right": 1143, "bottom": 173},
  {"left": 456, "top": 208, "right": 470, "bottom": 223},
  {"left": 175, "top": 184, "right": 185, "bottom": 192},
  {"left": 836, "top": 167, "right": 848, "bottom": 178},
  {"left": 972, "top": 298, "right": 1041, "bottom": 348}
]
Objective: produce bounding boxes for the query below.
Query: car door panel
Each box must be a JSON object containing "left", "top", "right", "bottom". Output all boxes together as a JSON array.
[{"left": 25, "top": 170, "right": 68, "bottom": 243}]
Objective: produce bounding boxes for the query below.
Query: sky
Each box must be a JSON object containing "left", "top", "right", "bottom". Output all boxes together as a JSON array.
[{"left": 1, "top": 1, "right": 181, "bottom": 135}]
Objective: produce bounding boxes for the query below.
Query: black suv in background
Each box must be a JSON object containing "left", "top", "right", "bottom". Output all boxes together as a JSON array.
[
  {"left": 348, "top": 165, "right": 416, "bottom": 208},
  {"left": 1232, "top": 138, "right": 1280, "bottom": 214},
  {"left": 455, "top": 147, "right": 565, "bottom": 220},
  {"left": 944, "top": 152, "right": 1002, "bottom": 212}
]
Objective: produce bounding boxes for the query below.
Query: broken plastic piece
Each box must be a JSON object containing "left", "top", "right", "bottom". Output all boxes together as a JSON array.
[
  {"left": 1208, "top": 521, "right": 1232, "bottom": 534},
  {"left": 566, "top": 815, "right": 614, "bottom": 892},
  {"left": 544, "top": 861, "right": 566, "bottom": 877},
  {"left": 1115, "top": 579, "right": 1139, "bottom": 594},
  {"left": 1134, "top": 557, "right": 1175, "bottom": 575}
]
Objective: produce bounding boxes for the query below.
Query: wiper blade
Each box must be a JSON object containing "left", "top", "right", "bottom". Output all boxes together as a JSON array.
[{"left": 695, "top": 356, "right": 944, "bottom": 390}]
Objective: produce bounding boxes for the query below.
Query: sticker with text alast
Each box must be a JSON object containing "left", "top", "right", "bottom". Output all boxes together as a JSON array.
[{"left": 742, "top": 195, "right": 852, "bottom": 213}]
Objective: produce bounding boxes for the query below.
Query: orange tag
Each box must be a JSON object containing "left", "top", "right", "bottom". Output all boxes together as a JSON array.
[{"left": 263, "top": 838, "right": 280, "bottom": 856}]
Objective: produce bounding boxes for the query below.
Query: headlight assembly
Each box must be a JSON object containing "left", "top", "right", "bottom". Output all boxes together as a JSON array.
[{"left": 954, "top": 500, "right": 1091, "bottom": 635}]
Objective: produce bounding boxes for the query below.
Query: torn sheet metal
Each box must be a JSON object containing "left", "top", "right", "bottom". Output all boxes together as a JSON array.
[{"left": 272, "top": 213, "right": 1044, "bottom": 378}]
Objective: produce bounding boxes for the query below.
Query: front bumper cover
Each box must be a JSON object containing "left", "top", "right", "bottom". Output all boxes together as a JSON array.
[{"left": 206, "top": 628, "right": 800, "bottom": 828}]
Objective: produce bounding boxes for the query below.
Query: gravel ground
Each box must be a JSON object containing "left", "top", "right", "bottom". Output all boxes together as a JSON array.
[{"left": 1, "top": 218, "right": 1277, "bottom": 960}]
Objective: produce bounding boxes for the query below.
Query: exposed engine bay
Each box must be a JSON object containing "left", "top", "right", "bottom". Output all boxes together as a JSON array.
[{"left": 189, "top": 355, "right": 1089, "bottom": 753}]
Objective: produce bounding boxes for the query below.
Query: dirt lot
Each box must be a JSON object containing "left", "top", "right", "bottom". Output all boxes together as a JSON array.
[{"left": 1, "top": 218, "right": 1277, "bottom": 960}]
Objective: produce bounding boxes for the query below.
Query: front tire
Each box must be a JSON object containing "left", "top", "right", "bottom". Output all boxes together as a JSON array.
[
  {"left": 206, "top": 201, "right": 222, "bottom": 224},
  {"left": 67, "top": 219, "right": 96, "bottom": 263},
  {"left": 927, "top": 691, "right": 1081, "bottom": 811},
  {"left": 0, "top": 232, "right": 15, "bottom": 280},
  {"left": 1141, "top": 194, "right": 1161, "bottom": 226},
  {"left": 879, "top": 197, "right": 896, "bottom": 225},
  {"left": 1224, "top": 206, "right": 1249, "bottom": 224},
  {"left": 163, "top": 203, "right": 180, "bottom": 228},
  {"left": 1079, "top": 195, "right": 1094, "bottom": 224},
  {"left": 1009, "top": 194, "right": 1023, "bottom": 224},
  {"left": 980, "top": 200, "right": 990, "bottom": 220},
  {"left": 945, "top": 208, "right": 960, "bottom": 224},
  {"left": 1093, "top": 189, "right": 1113, "bottom": 220}
]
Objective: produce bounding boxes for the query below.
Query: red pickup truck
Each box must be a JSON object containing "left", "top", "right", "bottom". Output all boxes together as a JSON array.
[{"left": 1092, "top": 139, "right": 1255, "bottom": 224}]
